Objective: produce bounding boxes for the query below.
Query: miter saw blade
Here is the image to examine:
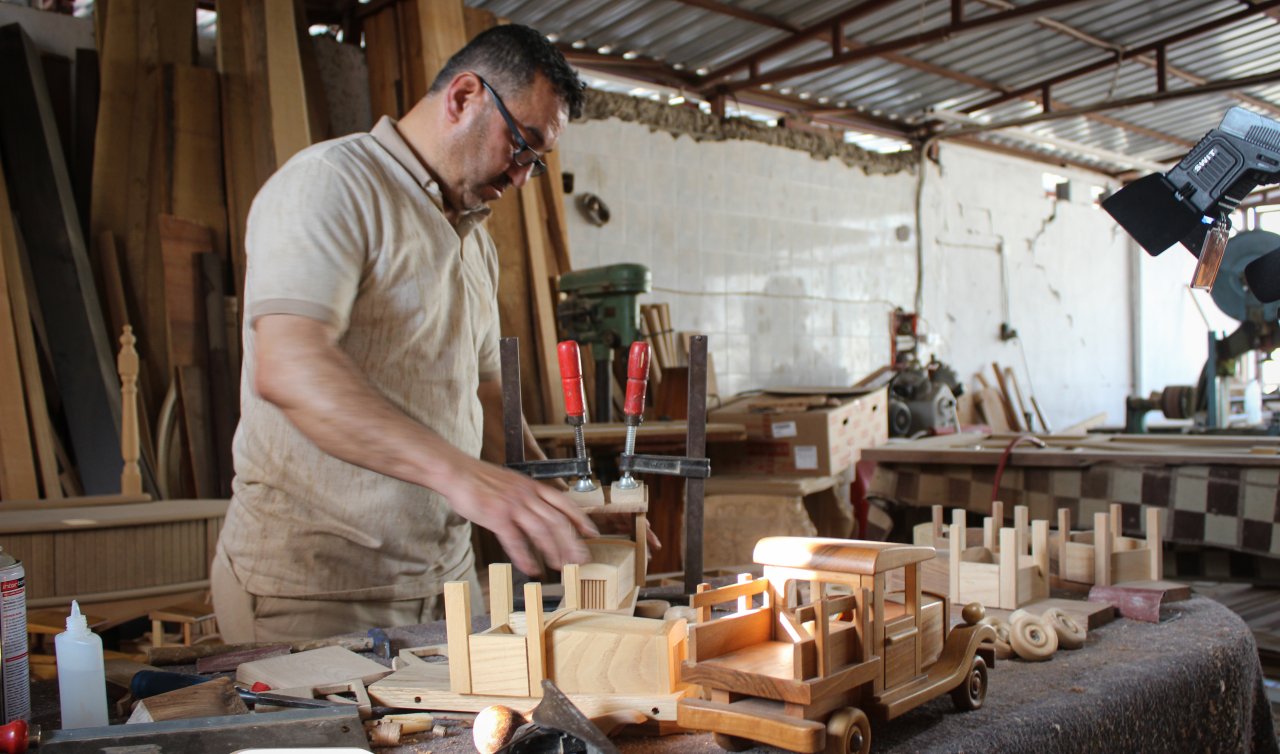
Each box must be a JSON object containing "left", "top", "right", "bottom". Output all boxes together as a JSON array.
[{"left": 1211, "top": 229, "right": 1280, "bottom": 323}]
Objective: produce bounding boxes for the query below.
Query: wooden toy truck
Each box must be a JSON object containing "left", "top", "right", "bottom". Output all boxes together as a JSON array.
[{"left": 676, "top": 537, "right": 996, "bottom": 754}]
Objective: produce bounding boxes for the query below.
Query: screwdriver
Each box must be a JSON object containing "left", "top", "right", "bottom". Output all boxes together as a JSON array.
[
  {"left": 557, "top": 341, "right": 596, "bottom": 493},
  {"left": 616, "top": 341, "right": 650, "bottom": 490},
  {"left": 0, "top": 720, "right": 36, "bottom": 754}
]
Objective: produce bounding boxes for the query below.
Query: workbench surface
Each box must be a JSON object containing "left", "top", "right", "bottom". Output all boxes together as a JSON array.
[{"left": 30, "top": 596, "right": 1278, "bottom": 753}]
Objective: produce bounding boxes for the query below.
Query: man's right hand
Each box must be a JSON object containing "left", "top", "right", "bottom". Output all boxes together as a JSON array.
[{"left": 438, "top": 458, "right": 598, "bottom": 576}]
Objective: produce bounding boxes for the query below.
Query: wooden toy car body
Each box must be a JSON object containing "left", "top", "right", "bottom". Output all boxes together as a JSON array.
[{"left": 676, "top": 537, "right": 995, "bottom": 754}]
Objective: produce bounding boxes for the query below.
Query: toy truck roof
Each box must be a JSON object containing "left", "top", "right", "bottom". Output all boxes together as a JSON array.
[{"left": 753, "top": 537, "right": 936, "bottom": 577}]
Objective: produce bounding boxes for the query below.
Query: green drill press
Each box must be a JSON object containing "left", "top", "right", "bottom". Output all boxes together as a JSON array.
[{"left": 557, "top": 263, "right": 651, "bottom": 422}]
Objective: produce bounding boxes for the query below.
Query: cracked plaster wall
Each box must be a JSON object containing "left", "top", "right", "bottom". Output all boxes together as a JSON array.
[{"left": 559, "top": 120, "right": 1220, "bottom": 426}]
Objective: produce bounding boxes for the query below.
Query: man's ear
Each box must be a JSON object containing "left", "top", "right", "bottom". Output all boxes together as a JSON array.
[{"left": 443, "top": 72, "right": 484, "bottom": 125}]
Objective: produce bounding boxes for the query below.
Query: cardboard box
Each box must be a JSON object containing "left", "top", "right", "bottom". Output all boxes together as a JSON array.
[
  {"left": 698, "top": 473, "right": 849, "bottom": 568},
  {"left": 709, "top": 386, "right": 887, "bottom": 476}
]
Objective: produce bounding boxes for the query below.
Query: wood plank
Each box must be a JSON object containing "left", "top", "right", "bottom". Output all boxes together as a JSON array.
[
  {"left": 159, "top": 214, "right": 211, "bottom": 369},
  {"left": 0, "top": 178, "right": 59, "bottom": 499},
  {"left": 395, "top": 0, "right": 427, "bottom": 108},
  {"left": 215, "top": 0, "right": 266, "bottom": 304},
  {"left": 73, "top": 49, "right": 99, "bottom": 244},
  {"left": 0, "top": 156, "right": 38, "bottom": 500},
  {"left": 413, "top": 0, "right": 466, "bottom": 86},
  {"left": 521, "top": 185, "right": 562, "bottom": 421},
  {"left": 263, "top": 0, "right": 327, "bottom": 166},
  {"left": 167, "top": 65, "right": 227, "bottom": 263},
  {"left": 489, "top": 190, "right": 543, "bottom": 424},
  {"left": 363, "top": 4, "right": 403, "bottom": 119},
  {"left": 0, "top": 23, "right": 123, "bottom": 495},
  {"left": 177, "top": 366, "right": 217, "bottom": 500},
  {"left": 235, "top": 646, "right": 390, "bottom": 690},
  {"left": 199, "top": 253, "right": 235, "bottom": 498}
]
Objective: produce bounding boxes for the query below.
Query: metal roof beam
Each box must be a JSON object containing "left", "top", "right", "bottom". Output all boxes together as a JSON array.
[
  {"left": 934, "top": 68, "right": 1280, "bottom": 140},
  {"left": 716, "top": 0, "right": 1110, "bottom": 94},
  {"left": 667, "top": 0, "right": 799, "bottom": 33},
  {"left": 972, "top": 0, "right": 1280, "bottom": 117},
  {"left": 701, "top": 0, "right": 901, "bottom": 85},
  {"left": 963, "top": 0, "right": 1280, "bottom": 113}
]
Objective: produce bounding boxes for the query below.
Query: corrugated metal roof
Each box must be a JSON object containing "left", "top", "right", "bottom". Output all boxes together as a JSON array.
[{"left": 463, "top": 0, "right": 1280, "bottom": 174}]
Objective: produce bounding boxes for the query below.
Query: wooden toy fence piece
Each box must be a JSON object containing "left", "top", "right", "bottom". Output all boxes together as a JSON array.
[{"left": 1055, "top": 504, "right": 1164, "bottom": 587}]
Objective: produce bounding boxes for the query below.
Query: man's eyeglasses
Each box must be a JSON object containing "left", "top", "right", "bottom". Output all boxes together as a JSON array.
[{"left": 477, "top": 76, "right": 548, "bottom": 178}]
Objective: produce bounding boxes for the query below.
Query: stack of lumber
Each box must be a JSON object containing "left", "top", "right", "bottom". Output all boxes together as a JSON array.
[
  {"left": 0, "top": 1, "right": 582, "bottom": 501},
  {"left": 0, "top": 0, "right": 329, "bottom": 501},
  {"left": 972, "top": 361, "right": 1049, "bottom": 433}
]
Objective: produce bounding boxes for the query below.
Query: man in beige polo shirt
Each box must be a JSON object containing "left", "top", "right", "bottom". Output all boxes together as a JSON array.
[{"left": 211, "top": 25, "right": 598, "bottom": 642}]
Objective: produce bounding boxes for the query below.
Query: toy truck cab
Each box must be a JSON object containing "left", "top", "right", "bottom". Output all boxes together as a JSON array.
[{"left": 676, "top": 537, "right": 996, "bottom": 754}]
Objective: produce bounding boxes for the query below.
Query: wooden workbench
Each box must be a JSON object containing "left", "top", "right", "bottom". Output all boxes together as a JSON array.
[
  {"left": 25, "top": 597, "right": 1275, "bottom": 752},
  {"left": 862, "top": 432, "right": 1280, "bottom": 562}
]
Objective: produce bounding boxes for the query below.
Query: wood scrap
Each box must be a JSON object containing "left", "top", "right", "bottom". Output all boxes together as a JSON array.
[
  {"left": 235, "top": 645, "right": 391, "bottom": 690},
  {"left": 990, "top": 362, "right": 1023, "bottom": 431},
  {"left": 196, "top": 644, "right": 291, "bottom": 674},
  {"left": 126, "top": 676, "right": 248, "bottom": 724}
]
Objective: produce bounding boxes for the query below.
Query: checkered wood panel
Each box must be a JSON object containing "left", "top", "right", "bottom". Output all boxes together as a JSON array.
[{"left": 869, "top": 463, "right": 1280, "bottom": 558}]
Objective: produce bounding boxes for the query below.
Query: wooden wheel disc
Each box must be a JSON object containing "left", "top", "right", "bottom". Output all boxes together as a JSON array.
[
  {"left": 825, "top": 707, "right": 871, "bottom": 754},
  {"left": 1043, "top": 607, "right": 1086, "bottom": 649},
  {"left": 951, "top": 654, "right": 989, "bottom": 711},
  {"left": 1010, "top": 616, "right": 1058, "bottom": 661}
]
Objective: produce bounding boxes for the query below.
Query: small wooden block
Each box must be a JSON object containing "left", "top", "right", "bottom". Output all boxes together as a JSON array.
[
  {"left": 1087, "top": 584, "right": 1171, "bottom": 623},
  {"left": 235, "top": 646, "right": 391, "bottom": 689},
  {"left": 196, "top": 644, "right": 291, "bottom": 674},
  {"left": 566, "top": 484, "right": 606, "bottom": 507},
  {"left": 127, "top": 677, "right": 248, "bottom": 724},
  {"left": 984, "top": 597, "right": 1115, "bottom": 630},
  {"left": 149, "top": 601, "right": 217, "bottom": 623},
  {"left": 1115, "top": 579, "right": 1190, "bottom": 602},
  {"left": 27, "top": 607, "right": 107, "bottom": 635},
  {"left": 608, "top": 482, "right": 648, "bottom": 506}
]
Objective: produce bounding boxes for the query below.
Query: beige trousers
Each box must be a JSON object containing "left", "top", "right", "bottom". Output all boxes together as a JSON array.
[{"left": 210, "top": 549, "right": 474, "bottom": 643}]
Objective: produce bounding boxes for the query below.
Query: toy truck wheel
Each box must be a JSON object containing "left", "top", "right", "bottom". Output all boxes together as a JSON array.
[
  {"left": 713, "top": 733, "right": 755, "bottom": 751},
  {"left": 825, "top": 707, "right": 871, "bottom": 754},
  {"left": 951, "top": 654, "right": 988, "bottom": 711}
]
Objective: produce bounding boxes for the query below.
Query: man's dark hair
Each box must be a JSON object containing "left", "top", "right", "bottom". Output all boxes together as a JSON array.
[{"left": 430, "top": 24, "right": 585, "bottom": 120}]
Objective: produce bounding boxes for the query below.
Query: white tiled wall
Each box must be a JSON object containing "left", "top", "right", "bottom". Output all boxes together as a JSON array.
[
  {"left": 558, "top": 118, "right": 1217, "bottom": 427},
  {"left": 562, "top": 119, "right": 918, "bottom": 398}
]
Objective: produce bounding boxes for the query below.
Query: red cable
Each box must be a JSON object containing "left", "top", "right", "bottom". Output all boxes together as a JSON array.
[{"left": 990, "top": 434, "right": 1047, "bottom": 507}]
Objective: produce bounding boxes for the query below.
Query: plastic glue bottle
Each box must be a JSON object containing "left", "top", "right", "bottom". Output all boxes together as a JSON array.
[{"left": 54, "top": 600, "right": 108, "bottom": 728}]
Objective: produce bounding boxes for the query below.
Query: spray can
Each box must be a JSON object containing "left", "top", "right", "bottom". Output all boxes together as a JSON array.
[{"left": 0, "top": 549, "right": 29, "bottom": 722}]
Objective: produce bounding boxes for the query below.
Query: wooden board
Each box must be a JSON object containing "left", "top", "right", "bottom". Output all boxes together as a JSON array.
[
  {"left": 0, "top": 499, "right": 226, "bottom": 606},
  {"left": 263, "top": 0, "right": 327, "bottom": 166},
  {"left": 199, "top": 253, "right": 235, "bottom": 498},
  {"left": 368, "top": 653, "right": 688, "bottom": 720},
  {"left": 0, "top": 23, "right": 124, "bottom": 495},
  {"left": 215, "top": 0, "right": 266, "bottom": 304},
  {"left": 127, "top": 676, "right": 248, "bottom": 723},
  {"left": 0, "top": 155, "right": 38, "bottom": 500},
  {"left": 235, "top": 646, "right": 391, "bottom": 690},
  {"left": 413, "top": 0, "right": 466, "bottom": 86},
  {"left": 363, "top": 3, "right": 403, "bottom": 119},
  {"left": 166, "top": 65, "right": 227, "bottom": 264},
  {"left": 159, "top": 214, "right": 211, "bottom": 368}
]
